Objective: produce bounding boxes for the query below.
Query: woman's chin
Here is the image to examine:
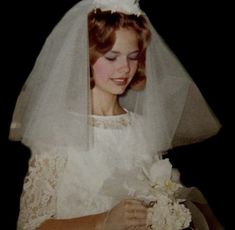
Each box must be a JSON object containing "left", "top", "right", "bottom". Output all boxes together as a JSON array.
[{"left": 113, "top": 87, "right": 128, "bottom": 95}]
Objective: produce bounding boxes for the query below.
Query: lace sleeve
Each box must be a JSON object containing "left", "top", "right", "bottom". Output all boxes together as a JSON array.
[{"left": 17, "top": 148, "right": 67, "bottom": 230}]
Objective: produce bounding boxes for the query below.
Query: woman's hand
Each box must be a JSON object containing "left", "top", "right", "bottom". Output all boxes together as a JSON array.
[{"left": 103, "top": 199, "right": 147, "bottom": 230}]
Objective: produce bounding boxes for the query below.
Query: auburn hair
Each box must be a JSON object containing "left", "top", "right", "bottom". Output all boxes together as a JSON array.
[{"left": 88, "top": 9, "right": 151, "bottom": 90}]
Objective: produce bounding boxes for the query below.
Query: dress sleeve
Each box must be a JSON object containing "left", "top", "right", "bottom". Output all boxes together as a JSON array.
[{"left": 17, "top": 148, "right": 67, "bottom": 230}]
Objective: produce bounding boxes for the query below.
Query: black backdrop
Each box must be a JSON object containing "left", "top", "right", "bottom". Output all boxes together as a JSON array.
[{"left": 1, "top": 1, "right": 232, "bottom": 229}]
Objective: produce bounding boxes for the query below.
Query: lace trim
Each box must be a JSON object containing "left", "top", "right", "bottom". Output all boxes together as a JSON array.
[
  {"left": 17, "top": 149, "right": 67, "bottom": 230},
  {"left": 90, "top": 112, "right": 132, "bottom": 129}
]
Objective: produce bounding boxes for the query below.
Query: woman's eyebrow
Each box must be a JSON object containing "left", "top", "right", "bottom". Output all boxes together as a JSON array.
[{"left": 108, "top": 50, "right": 140, "bottom": 55}]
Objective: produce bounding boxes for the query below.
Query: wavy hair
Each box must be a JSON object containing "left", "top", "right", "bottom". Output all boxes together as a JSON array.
[{"left": 88, "top": 9, "right": 151, "bottom": 90}]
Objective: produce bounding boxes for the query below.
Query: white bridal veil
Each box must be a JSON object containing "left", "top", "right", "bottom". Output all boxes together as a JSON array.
[{"left": 9, "top": 0, "right": 221, "bottom": 153}]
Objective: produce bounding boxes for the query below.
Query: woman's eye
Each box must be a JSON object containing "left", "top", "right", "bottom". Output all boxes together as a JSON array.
[
  {"left": 105, "top": 56, "right": 117, "bottom": 61},
  {"left": 128, "top": 53, "right": 140, "bottom": 60}
]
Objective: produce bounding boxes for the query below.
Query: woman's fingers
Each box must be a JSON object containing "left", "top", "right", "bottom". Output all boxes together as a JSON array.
[
  {"left": 124, "top": 199, "right": 146, "bottom": 210},
  {"left": 127, "top": 217, "right": 147, "bottom": 226},
  {"left": 126, "top": 209, "right": 147, "bottom": 219},
  {"left": 104, "top": 199, "right": 147, "bottom": 230},
  {"left": 123, "top": 199, "right": 147, "bottom": 227}
]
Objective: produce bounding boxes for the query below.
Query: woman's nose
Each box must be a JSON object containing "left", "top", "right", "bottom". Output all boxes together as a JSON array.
[{"left": 118, "top": 57, "right": 130, "bottom": 73}]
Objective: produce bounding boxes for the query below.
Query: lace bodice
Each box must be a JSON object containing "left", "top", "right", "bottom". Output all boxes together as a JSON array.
[{"left": 17, "top": 112, "right": 158, "bottom": 230}]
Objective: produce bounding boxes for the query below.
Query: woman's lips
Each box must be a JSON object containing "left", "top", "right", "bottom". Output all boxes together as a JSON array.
[{"left": 111, "top": 78, "right": 128, "bottom": 86}]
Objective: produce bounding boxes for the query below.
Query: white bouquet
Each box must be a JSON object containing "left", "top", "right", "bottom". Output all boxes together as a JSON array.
[
  {"left": 141, "top": 159, "right": 192, "bottom": 230},
  {"left": 101, "top": 158, "right": 192, "bottom": 229}
]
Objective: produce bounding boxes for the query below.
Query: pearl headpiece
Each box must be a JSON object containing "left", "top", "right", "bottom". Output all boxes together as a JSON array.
[{"left": 93, "top": 0, "right": 142, "bottom": 16}]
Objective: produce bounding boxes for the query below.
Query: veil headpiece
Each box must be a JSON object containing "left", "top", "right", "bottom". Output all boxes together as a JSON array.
[
  {"left": 93, "top": 0, "right": 142, "bottom": 15},
  {"left": 9, "top": 0, "right": 221, "bottom": 153}
]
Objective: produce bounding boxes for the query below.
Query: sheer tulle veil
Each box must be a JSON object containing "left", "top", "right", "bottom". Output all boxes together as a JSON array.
[{"left": 9, "top": 0, "right": 221, "bottom": 153}]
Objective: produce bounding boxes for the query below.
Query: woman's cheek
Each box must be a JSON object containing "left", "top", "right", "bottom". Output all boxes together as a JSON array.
[
  {"left": 92, "top": 59, "right": 114, "bottom": 80},
  {"left": 130, "top": 61, "right": 138, "bottom": 76}
]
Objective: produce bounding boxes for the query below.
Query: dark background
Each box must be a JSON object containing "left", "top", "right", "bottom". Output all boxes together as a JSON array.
[{"left": 1, "top": 0, "right": 232, "bottom": 229}]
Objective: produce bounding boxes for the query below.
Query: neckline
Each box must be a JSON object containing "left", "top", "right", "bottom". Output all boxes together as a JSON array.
[
  {"left": 91, "top": 109, "right": 129, "bottom": 119},
  {"left": 90, "top": 110, "right": 131, "bottom": 129}
]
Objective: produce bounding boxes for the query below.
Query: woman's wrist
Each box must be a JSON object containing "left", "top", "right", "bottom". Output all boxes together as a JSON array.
[{"left": 95, "top": 212, "right": 109, "bottom": 230}]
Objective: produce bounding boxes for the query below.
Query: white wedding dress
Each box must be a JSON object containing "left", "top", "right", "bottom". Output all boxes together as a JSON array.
[{"left": 17, "top": 111, "right": 160, "bottom": 230}]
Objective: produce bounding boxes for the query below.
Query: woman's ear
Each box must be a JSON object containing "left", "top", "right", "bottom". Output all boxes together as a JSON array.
[{"left": 90, "top": 67, "right": 95, "bottom": 89}]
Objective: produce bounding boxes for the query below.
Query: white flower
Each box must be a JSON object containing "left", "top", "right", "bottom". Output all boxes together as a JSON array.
[
  {"left": 142, "top": 158, "right": 172, "bottom": 186},
  {"left": 147, "top": 196, "right": 192, "bottom": 230},
  {"left": 140, "top": 158, "right": 192, "bottom": 229},
  {"left": 93, "top": 0, "right": 142, "bottom": 16}
]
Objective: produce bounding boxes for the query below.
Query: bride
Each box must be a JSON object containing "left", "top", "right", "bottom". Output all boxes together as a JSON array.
[{"left": 9, "top": 0, "right": 223, "bottom": 229}]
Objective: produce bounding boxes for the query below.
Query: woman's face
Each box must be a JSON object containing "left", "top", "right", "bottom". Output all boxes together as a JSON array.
[{"left": 92, "top": 28, "right": 139, "bottom": 96}]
